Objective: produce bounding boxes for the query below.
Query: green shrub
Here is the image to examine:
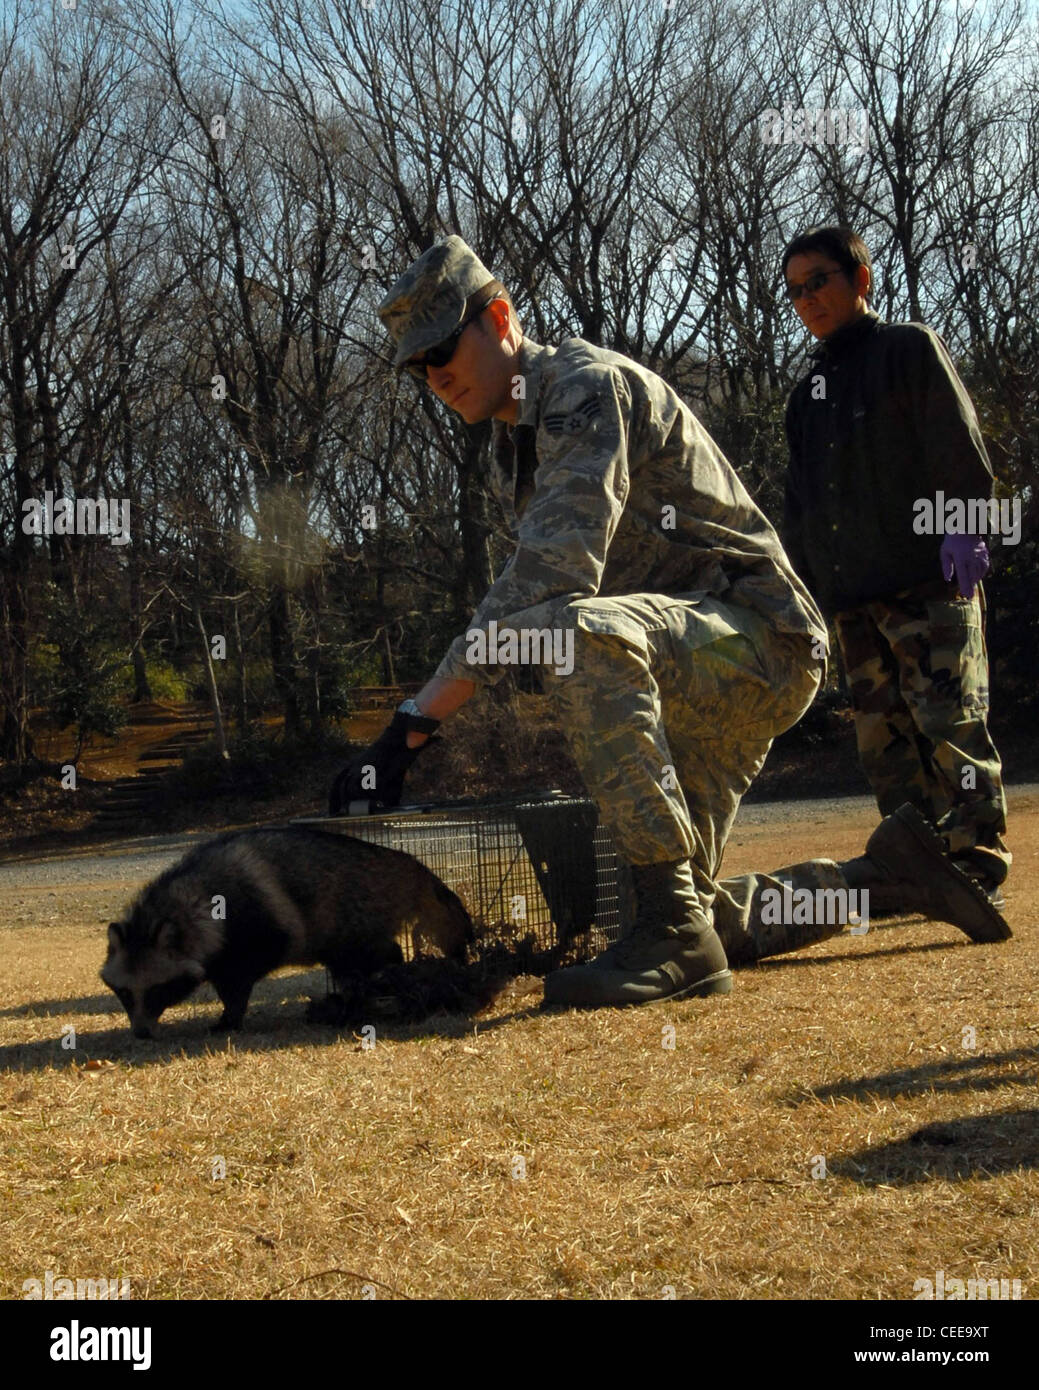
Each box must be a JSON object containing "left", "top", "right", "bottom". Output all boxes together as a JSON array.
[{"left": 168, "top": 725, "right": 355, "bottom": 803}]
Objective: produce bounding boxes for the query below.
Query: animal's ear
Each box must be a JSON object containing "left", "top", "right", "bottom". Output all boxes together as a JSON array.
[{"left": 107, "top": 922, "right": 124, "bottom": 950}]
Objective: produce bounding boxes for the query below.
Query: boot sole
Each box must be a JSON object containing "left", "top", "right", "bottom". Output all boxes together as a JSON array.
[
  {"left": 869, "top": 888, "right": 1006, "bottom": 920},
  {"left": 869, "top": 806, "right": 1012, "bottom": 944},
  {"left": 651, "top": 967, "right": 734, "bottom": 1004},
  {"left": 543, "top": 967, "right": 733, "bottom": 1010}
]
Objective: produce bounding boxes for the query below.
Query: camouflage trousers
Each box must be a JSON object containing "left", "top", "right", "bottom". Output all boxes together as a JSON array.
[
  {"left": 835, "top": 581, "right": 1010, "bottom": 884},
  {"left": 539, "top": 592, "right": 848, "bottom": 956}
]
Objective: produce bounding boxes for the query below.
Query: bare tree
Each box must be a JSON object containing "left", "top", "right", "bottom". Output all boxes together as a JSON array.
[{"left": 0, "top": 0, "right": 173, "bottom": 760}]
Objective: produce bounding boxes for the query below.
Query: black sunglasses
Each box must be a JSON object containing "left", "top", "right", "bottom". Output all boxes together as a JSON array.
[
  {"left": 404, "top": 295, "right": 499, "bottom": 380},
  {"left": 785, "top": 268, "right": 845, "bottom": 302}
]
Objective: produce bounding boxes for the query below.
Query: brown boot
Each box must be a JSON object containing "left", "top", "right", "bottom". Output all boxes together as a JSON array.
[
  {"left": 859, "top": 804, "right": 1011, "bottom": 943},
  {"left": 543, "top": 859, "right": 731, "bottom": 1007}
]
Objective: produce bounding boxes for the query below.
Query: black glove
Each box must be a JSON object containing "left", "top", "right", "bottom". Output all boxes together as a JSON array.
[{"left": 328, "top": 710, "right": 441, "bottom": 815}]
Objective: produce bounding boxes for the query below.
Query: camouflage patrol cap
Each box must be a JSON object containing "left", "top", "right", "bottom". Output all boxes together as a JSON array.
[{"left": 378, "top": 235, "right": 505, "bottom": 368}]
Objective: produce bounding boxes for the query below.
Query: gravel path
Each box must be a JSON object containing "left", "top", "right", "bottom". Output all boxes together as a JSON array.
[{"left": 2, "top": 785, "right": 1035, "bottom": 894}]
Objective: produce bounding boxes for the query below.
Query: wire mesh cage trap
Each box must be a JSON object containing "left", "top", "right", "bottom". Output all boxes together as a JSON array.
[{"left": 297, "top": 792, "right": 632, "bottom": 965}]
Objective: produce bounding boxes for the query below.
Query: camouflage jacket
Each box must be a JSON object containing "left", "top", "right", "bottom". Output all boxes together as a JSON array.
[{"left": 435, "top": 336, "right": 827, "bottom": 685}]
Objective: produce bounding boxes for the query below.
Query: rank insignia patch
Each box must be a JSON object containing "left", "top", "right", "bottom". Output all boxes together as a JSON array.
[{"left": 543, "top": 395, "right": 602, "bottom": 436}]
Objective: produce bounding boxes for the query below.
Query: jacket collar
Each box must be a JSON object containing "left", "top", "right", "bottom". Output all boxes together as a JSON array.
[
  {"left": 809, "top": 309, "right": 882, "bottom": 361},
  {"left": 489, "top": 338, "right": 555, "bottom": 502},
  {"left": 510, "top": 337, "right": 556, "bottom": 428}
]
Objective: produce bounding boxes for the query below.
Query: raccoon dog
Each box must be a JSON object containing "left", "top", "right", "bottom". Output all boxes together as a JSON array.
[{"left": 101, "top": 827, "right": 472, "bottom": 1038}]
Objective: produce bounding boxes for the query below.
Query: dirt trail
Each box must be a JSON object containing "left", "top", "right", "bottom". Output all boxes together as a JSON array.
[{"left": 2, "top": 787, "right": 1035, "bottom": 937}]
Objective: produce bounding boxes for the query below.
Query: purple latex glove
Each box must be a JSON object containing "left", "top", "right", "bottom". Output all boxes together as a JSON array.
[{"left": 940, "top": 533, "right": 990, "bottom": 599}]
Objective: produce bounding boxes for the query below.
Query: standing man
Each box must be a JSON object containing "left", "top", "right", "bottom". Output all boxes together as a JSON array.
[
  {"left": 329, "top": 235, "right": 1008, "bottom": 1008},
  {"left": 782, "top": 226, "right": 1010, "bottom": 904}
]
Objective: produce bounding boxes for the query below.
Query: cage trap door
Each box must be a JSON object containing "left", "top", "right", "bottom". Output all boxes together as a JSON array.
[{"left": 513, "top": 799, "right": 600, "bottom": 945}]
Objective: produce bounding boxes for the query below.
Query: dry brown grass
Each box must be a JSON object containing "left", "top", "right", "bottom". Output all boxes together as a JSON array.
[{"left": 1, "top": 792, "right": 1036, "bottom": 1301}]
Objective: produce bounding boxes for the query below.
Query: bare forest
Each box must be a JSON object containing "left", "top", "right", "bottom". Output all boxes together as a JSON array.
[{"left": 2, "top": 0, "right": 1036, "bottom": 774}]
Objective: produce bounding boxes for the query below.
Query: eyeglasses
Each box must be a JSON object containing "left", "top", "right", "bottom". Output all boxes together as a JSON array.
[
  {"left": 405, "top": 299, "right": 495, "bottom": 380},
  {"left": 785, "top": 269, "right": 845, "bottom": 302}
]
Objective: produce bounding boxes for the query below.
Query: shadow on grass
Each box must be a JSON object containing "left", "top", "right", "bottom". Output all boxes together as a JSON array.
[
  {"left": 0, "top": 969, "right": 334, "bottom": 1022},
  {"left": 784, "top": 1046, "right": 1039, "bottom": 1182},
  {"left": 749, "top": 936, "right": 962, "bottom": 970},
  {"left": 0, "top": 962, "right": 548, "bottom": 1071},
  {"left": 0, "top": 926, "right": 968, "bottom": 1031},
  {"left": 829, "top": 1107, "right": 1039, "bottom": 1183},
  {"left": 784, "top": 1045, "right": 1039, "bottom": 1105},
  {"left": 0, "top": 1009, "right": 545, "bottom": 1071}
]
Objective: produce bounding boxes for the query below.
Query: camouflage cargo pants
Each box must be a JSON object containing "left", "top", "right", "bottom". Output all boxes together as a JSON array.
[
  {"left": 539, "top": 593, "right": 850, "bottom": 961},
  {"left": 835, "top": 581, "right": 1010, "bottom": 884}
]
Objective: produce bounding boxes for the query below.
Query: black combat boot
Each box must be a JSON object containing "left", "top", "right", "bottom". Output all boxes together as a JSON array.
[
  {"left": 543, "top": 859, "right": 732, "bottom": 1007},
  {"left": 949, "top": 849, "right": 1007, "bottom": 911},
  {"left": 842, "top": 804, "right": 1011, "bottom": 944}
]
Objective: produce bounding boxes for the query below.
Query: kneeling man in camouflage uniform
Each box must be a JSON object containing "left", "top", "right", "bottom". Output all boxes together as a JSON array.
[{"left": 330, "top": 236, "right": 1009, "bottom": 1008}]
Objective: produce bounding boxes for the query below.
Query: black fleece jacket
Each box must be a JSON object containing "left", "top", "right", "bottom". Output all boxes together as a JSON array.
[{"left": 783, "top": 311, "right": 993, "bottom": 617}]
